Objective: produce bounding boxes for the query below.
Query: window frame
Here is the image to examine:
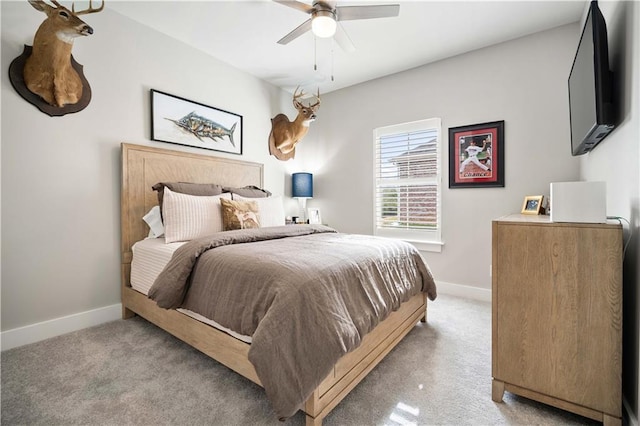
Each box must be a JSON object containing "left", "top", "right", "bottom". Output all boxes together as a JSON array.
[{"left": 373, "top": 118, "right": 443, "bottom": 252}]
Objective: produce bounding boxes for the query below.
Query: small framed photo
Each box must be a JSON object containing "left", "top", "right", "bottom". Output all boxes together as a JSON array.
[
  {"left": 521, "top": 195, "right": 544, "bottom": 215},
  {"left": 308, "top": 208, "right": 322, "bottom": 224}
]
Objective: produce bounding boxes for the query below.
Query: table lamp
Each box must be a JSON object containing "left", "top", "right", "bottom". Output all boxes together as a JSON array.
[{"left": 292, "top": 172, "right": 313, "bottom": 223}]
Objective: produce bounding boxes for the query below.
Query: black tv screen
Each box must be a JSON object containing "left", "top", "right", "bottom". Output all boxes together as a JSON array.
[{"left": 568, "top": 0, "right": 615, "bottom": 156}]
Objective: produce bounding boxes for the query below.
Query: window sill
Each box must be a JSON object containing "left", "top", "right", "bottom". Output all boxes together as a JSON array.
[
  {"left": 374, "top": 229, "right": 443, "bottom": 252},
  {"left": 405, "top": 239, "right": 443, "bottom": 253}
]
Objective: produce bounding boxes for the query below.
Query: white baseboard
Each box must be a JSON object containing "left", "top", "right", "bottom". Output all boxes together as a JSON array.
[
  {"left": 435, "top": 280, "right": 491, "bottom": 302},
  {"left": 1, "top": 303, "right": 122, "bottom": 351},
  {"left": 0, "top": 282, "right": 490, "bottom": 350},
  {"left": 624, "top": 395, "right": 638, "bottom": 426}
]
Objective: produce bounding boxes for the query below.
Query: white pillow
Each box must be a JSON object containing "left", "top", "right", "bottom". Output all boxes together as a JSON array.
[
  {"left": 143, "top": 205, "right": 164, "bottom": 238},
  {"left": 233, "top": 195, "right": 285, "bottom": 227},
  {"left": 163, "top": 187, "right": 232, "bottom": 243}
]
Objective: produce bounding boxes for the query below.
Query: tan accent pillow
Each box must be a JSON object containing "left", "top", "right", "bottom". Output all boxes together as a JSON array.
[
  {"left": 233, "top": 195, "right": 285, "bottom": 227},
  {"left": 162, "top": 188, "right": 231, "bottom": 243},
  {"left": 220, "top": 198, "right": 261, "bottom": 230}
]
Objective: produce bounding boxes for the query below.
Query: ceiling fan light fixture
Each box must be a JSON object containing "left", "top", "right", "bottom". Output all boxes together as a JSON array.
[{"left": 311, "top": 10, "right": 337, "bottom": 38}]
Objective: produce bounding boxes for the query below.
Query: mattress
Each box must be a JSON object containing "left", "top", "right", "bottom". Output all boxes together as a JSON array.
[{"left": 130, "top": 237, "right": 252, "bottom": 343}]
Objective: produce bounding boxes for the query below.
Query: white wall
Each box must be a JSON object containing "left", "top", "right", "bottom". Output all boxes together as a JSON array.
[
  {"left": 579, "top": 1, "right": 640, "bottom": 424},
  {"left": 0, "top": 4, "right": 301, "bottom": 333},
  {"left": 307, "top": 24, "right": 581, "bottom": 291}
]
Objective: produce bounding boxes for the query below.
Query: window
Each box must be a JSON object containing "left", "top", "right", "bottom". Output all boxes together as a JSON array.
[{"left": 373, "top": 118, "right": 442, "bottom": 252}]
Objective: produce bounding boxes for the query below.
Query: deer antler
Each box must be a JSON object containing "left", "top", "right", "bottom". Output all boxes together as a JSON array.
[
  {"left": 292, "top": 87, "right": 321, "bottom": 110},
  {"left": 72, "top": 0, "right": 104, "bottom": 15},
  {"left": 292, "top": 86, "right": 305, "bottom": 109},
  {"left": 308, "top": 88, "right": 321, "bottom": 109}
]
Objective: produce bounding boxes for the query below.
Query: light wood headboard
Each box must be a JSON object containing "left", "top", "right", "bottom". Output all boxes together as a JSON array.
[{"left": 120, "top": 143, "right": 264, "bottom": 267}]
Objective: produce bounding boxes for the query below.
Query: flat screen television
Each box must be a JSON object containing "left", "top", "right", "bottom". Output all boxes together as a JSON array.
[{"left": 568, "top": 0, "right": 615, "bottom": 156}]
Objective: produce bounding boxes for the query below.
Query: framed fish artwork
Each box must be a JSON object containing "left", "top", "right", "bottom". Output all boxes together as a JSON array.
[{"left": 150, "top": 89, "right": 242, "bottom": 155}]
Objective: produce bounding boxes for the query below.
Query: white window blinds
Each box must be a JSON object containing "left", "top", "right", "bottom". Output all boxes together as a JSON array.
[{"left": 374, "top": 118, "right": 441, "bottom": 247}]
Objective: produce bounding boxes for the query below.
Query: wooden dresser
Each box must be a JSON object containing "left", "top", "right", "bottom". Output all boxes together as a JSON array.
[{"left": 491, "top": 214, "right": 622, "bottom": 425}]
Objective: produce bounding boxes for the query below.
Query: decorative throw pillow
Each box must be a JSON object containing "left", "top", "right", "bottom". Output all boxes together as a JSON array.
[
  {"left": 233, "top": 195, "right": 285, "bottom": 227},
  {"left": 222, "top": 185, "right": 272, "bottom": 198},
  {"left": 143, "top": 205, "right": 164, "bottom": 238},
  {"left": 220, "top": 198, "right": 261, "bottom": 230},
  {"left": 152, "top": 182, "right": 224, "bottom": 219},
  {"left": 162, "top": 188, "right": 231, "bottom": 243}
]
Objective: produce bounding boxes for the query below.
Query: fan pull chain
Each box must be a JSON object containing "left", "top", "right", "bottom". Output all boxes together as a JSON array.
[
  {"left": 331, "top": 39, "right": 335, "bottom": 81},
  {"left": 313, "top": 36, "right": 317, "bottom": 71}
]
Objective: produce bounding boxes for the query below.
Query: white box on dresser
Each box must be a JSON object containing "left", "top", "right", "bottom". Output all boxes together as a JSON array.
[{"left": 550, "top": 181, "right": 607, "bottom": 223}]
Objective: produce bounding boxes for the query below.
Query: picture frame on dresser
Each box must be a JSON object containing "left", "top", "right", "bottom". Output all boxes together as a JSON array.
[
  {"left": 521, "top": 195, "right": 544, "bottom": 215},
  {"left": 308, "top": 208, "right": 322, "bottom": 224},
  {"left": 449, "top": 120, "right": 504, "bottom": 188},
  {"left": 150, "top": 89, "right": 243, "bottom": 155}
]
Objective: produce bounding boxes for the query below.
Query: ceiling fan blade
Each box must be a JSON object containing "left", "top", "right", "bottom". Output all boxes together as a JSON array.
[
  {"left": 336, "top": 4, "right": 400, "bottom": 21},
  {"left": 277, "top": 19, "right": 313, "bottom": 45},
  {"left": 273, "top": 0, "right": 315, "bottom": 14},
  {"left": 334, "top": 23, "right": 356, "bottom": 53}
]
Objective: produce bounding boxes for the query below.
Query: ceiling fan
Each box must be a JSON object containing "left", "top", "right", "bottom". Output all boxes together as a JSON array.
[{"left": 273, "top": 1, "right": 400, "bottom": 52}]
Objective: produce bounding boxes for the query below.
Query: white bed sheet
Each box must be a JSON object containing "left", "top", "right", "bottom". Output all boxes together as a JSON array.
[{"left": 131, "top": 237, "right": 252, "bottom": 343}]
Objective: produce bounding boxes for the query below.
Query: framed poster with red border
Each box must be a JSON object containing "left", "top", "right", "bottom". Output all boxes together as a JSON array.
[{"left": 449, "top": 120, "right": 504, "bottom": 188}]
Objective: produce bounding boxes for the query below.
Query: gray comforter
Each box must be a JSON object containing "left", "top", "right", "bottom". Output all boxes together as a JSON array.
[{"left": 149, "top": 225, "right": 437, "bottom": 419}]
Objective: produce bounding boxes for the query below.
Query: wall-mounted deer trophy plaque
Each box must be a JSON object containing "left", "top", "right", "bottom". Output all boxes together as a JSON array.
[
  {"left": 8, "top": 0, "right": 104, "bottom": 117},
  {"left": 269, "top": 87, "right": 320, "bottom": 161}
]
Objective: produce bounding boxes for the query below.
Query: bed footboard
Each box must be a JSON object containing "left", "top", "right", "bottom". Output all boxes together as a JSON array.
[
  {"left": 304, "top": 293, "right": 426, "bottom": 425},
  {"left": 123, "top": 278, "right": 426, "bottom": 426}
]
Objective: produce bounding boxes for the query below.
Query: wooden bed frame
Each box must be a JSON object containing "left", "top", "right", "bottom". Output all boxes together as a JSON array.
[{"left": 120, "top": 143, "right": 428, "bottom": 425}]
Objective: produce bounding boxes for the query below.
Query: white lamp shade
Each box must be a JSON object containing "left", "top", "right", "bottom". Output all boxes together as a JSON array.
[{"left": 312, "top": 14, "right": 337, "bottom": 38}]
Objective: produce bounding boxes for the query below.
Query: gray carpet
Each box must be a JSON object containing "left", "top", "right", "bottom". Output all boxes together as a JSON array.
[{"left": 1, "top": 294, "right": 599, "bottom": 425}]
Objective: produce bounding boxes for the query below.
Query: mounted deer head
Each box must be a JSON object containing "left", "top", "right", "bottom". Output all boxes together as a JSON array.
[
  {"left": 23, "top": 0, "right": 103, "bottom": 108},
  {"left": 268, "top": 87, "right": 321, "bottom": 161}
]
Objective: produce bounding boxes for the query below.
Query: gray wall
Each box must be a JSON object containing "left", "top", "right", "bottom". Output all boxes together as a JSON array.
[
  {"left": 0, "top": 4, "right": 301, "bottom": 331},
  {"left": 581, "top": 1, "right": 640, "bottom": 422},
  {"left": 308, "top": 24, "right": 582, "bottom": 290}
]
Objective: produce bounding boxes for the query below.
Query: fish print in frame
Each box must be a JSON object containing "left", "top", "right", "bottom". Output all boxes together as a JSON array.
[{"left": 151, "top": 89, "right": 242, "bottom": 155}]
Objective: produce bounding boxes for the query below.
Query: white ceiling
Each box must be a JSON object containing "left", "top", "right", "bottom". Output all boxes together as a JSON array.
[{"left": 107, "top": 0, "right": 586, "bottom": 95}]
